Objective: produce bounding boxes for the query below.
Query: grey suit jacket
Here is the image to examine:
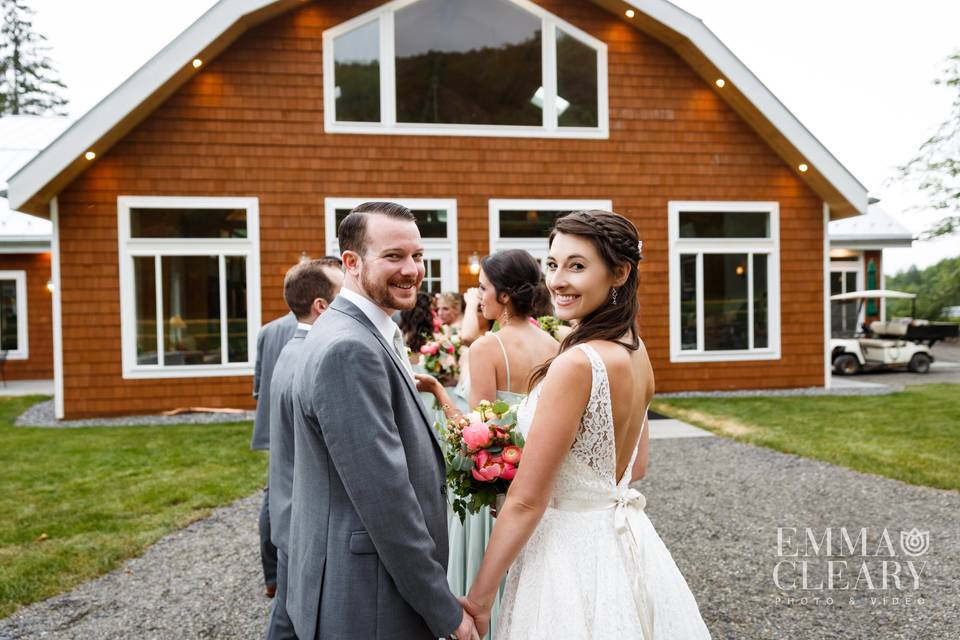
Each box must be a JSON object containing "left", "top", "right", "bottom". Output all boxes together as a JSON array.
[
  {"left": 267, "top": 325, "right": 309, "bottom": 554},
  {"left": 251, "top": 311, "right": 298, "bottom": 451},
  {"left": 286, "top": 296, "right": 461, "bottom": 640}
]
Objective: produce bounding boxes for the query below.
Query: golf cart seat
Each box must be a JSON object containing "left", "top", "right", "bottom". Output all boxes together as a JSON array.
[
  {"left": 858, "top": 338, "right": 901, "bottom": 348},
  {"left": 870, "top": 320, "right": 908, "bottom": 337}
]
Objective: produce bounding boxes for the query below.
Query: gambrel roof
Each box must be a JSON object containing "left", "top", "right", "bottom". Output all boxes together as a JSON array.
[{"left": 7, "top": 0, "right": 869, "bottom": 218}]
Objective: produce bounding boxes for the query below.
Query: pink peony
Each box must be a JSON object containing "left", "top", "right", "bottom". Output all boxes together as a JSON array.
[
  {"left": 499, "top": 462, "right": 517, "bottom": 481},
  {"left": 447, "top": 344, "right": 456, "bottom": 354},
  {"left": 419, "top": 342, "right": 439, "bottom": 355},
  {"left": 501, "top": 445, "right": 522, "bottom": 466},
  {"left": 462, "top": 422, "right": 492, "bottom": 451}
]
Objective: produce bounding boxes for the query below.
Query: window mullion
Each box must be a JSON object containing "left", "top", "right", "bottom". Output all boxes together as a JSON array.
[
  {"left": 380, "top": 11, "right": 396, "bottom": 127},
  {"left": 747, "top": 252, "right": 754, "bottom": 350},
  {"left": 696, "top": 252, "right": 704, "bottom": 352},
  {"left": 154, "top": 255, "right": 164, "bottom": 367},
  {"left": 219, "top": 254, "right": 228, "bottom": 365},
  {"left": 542, "top": 18, "right": 558, "bottom": 131}
]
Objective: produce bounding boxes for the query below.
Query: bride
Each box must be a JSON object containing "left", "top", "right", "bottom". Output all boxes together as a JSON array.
[{"left": 462, "top": 210, "right": 712, "bottom": 639}]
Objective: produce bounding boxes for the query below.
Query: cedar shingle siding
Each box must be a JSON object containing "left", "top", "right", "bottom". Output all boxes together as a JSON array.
[
  {"left": 56, "top": 0, "right": 824, "bottom": 418},
  {"left": 0, "top": 253, "right": 53, "bottom": 380}
]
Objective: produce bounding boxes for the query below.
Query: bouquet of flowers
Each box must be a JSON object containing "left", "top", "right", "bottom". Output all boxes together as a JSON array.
[
  {"left": 418, "top": 328, "right": 462, "bottom": 387},
  {"left": 535, "top": 315, "right": 562, "bottom": 340},
  {"left": 438, "top": 399, "right": 525, "bottom": 522}
]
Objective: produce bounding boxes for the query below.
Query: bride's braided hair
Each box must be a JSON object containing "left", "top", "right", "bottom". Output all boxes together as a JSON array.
[{"left": 530, "top": 210, "right": 642, "bottom": 389}]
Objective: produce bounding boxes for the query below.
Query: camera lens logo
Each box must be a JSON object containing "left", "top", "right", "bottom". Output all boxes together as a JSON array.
[{"left": 900, "top": 528, "right": 930, "bottom": 557}]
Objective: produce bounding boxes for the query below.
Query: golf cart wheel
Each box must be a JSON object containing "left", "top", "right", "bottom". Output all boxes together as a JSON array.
[
  {"left": 833, "top": 354, "right": 861, "bottom": 375},
  {"left": 908, "top": 353, "right": 932, "bottom": 374}
]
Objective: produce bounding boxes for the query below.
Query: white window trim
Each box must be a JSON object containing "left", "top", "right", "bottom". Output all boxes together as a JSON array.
[
  {"left": 0, "top": 270, "right": 29, "bottom": 360},
  {"left": 830, "top": 258, "right": 865, "bottom": 335},
  {"left": 488, "top": 199, "right": 612, "bottom": 260},
  {"left": 322, "top": 0, "right": 608, "bottom": 139},
  {"left": 324, "top": 197, "right": 459, "bottom": 292},
  {"left": 668, "top": 201, "right": 781, "bottom": 363},
  {"left": 117, "top": 196, "right": 262, "bottom": 379}
]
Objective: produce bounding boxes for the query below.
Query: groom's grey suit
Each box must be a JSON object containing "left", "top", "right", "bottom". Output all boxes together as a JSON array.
[{"left": 286, "top": 295, "right": 461, "bottom": 640}]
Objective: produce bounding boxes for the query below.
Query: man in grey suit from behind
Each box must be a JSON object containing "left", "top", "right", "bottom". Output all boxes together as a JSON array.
[
  {"left": 252, "top": 306, "right": 298, "bottom": 596},
  {"left": 287, "top": 202, "right": 477, "bottom": 640},
  {"left": 267, "top": 257, "right": 344, "bottom": 640}
]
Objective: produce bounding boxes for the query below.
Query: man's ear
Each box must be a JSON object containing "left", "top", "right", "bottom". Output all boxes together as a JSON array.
[
  {"left": 341, "top": 250, "right": 361, "bottom": 274},
  {"left": 313, "top": 298, "right": 329, "bottom": 315}
]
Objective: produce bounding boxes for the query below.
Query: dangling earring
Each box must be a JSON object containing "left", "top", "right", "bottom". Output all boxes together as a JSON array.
[
  {"left": 500, "top": 306, "right": 512, "bottom": 326},
  {"left": 611, "top": 288, "right": 619, "bottom": 305}
]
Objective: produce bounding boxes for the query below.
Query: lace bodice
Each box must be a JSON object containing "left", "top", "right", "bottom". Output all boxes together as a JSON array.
[{"left": 517, "top": 343, "right": 640, "bottom": 504}]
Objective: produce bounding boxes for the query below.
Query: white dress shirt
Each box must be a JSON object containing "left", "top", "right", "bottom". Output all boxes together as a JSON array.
[
  {"left": 337, "top": 286, "right": 401, "bottom": 346},
  {"left": 297, "top": 322, "right": 313, "bottom": 333}
]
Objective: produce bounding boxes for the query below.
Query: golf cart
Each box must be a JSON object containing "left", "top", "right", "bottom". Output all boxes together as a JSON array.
[{"left": 829, "top": 289, "right": 959, "bottom": 375}]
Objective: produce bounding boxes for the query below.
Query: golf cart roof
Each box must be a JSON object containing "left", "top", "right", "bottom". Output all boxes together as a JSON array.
[{"left": 830, "top": 289, "right": 917, "bottom": 301}]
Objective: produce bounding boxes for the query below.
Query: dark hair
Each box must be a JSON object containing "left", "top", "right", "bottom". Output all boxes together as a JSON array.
[
  {"left": 530, "top": 273, "right": 555, "bottom": 318},
  {"left": 320, "top": 254, "right": 343, "bottom": 268},
  {"left": 480, "top": 249, "right": 541, "bottom": 318},
  {"left": 530, "top": 210, "right": 643, "bottom": 388},
  {"left": 283, "top": 259, "right": 342, "bottom": 320},
  {"left": 400, "top": 292, "right": 435, "bottom": 352},
  {"left": 338, "top": 202, "right": 416, "bottom": 256}
]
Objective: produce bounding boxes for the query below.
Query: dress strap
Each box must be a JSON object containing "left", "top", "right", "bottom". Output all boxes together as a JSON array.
[{"left": 491, "top": 332, "right": 511, "bottom": 392}]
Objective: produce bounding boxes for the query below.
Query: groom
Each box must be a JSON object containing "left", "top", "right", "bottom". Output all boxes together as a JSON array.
[{"left": 286, "top": 202, "right": 476, "bottom": 639}]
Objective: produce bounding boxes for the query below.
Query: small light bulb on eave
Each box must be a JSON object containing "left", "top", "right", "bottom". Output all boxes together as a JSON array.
[
  {"left": 798, "top": 163, "right": 809, "bottom": 173},
  {"left": 84, "top": 151, "right": 96, "bottom": 161},
  {"left": 192, "top": 58, "right": 203, "bottom": 69},
  {"left": 715, "top": 78, "right": 726, "bottom": 88},
  {"left": 625, "top": 9, "right": 636, "bottom": 18}
]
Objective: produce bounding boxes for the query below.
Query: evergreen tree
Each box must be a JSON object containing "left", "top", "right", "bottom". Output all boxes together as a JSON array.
[{"left": 0, "top": 0, "right": 68, "bottom": 115}]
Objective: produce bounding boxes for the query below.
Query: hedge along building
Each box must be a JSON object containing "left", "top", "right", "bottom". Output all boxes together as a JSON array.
[{"left": 7, "top": 0, "right": 868, "bottom": 419}]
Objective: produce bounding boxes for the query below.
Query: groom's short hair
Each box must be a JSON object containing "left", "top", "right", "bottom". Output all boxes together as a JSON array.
[
  {"left": 284, "top": 258, "right": 342, "bottom": 320},
  {"left": 338, "top": 202, "right": 416, "bottom": 256}
]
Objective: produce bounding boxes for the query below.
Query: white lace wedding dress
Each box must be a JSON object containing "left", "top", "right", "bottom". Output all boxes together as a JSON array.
[{"left": 496, "top": 344, "right": 711, "bottom": 639}]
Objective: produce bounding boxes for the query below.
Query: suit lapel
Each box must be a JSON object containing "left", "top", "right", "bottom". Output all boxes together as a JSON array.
[{"left": 330, "top": 298, "right": 443, "bottom": 452}]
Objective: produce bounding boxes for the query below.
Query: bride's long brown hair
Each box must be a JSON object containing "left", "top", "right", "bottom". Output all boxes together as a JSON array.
[{"left": 529, "top": 210, "right": 642, "bottom": 389}]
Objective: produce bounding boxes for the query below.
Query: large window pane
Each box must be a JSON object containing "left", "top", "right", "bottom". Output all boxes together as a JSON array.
[
  {"left": 0, "top": 280, "right": 17, "bottom": 351},
  {"left": 395, "top": 0, "right": 542, "bottom": 126},
  {"left": 556, "top": 29, "right": 597, "bottom": 127},
  {"left": 334, "top": 207, "right": 448, "bottom": 239},
  {"left": 226, "top": 256, "right": 248, "bottom": 363},
  {"left": 499, "top": 209, "right": 571, "bottom": 238},
  {"left": 679, "top": 211, "right": 769, "bottom": 239},
  {"left": 162, "top": 256, "right": 221, "bottom": 366},
  {"left": 753, "top": 254, "right": 768, "bottom": 349},
  {"left": 134, "top": 257, "right": 158, "bottom": 365},
  {"left": 334, "top": 20, "right": 380, "bottom": 122},
  {"left": 131, "top": 208, "right": 247, "bottom": 239},
  {"left": 679, "top": 254, "right": 697, "bottom": 350},
  {"left": 702, "top": 254, "right": 749, "bottom": 351}
]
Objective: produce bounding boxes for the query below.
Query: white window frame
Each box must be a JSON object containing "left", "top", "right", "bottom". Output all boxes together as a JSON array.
[
  {"left": 324, "top": 198, "right": 459, "bottom": 292},
  {"left": 322, "top": 0, "right": 608, "bottom": 139},
  {"left": 830, "top": 257, "right": 864, "bottom": 333},
  {"left": 117, "top": 196, "right": 262, "bottom": 379},
  {"left": 0, "top": 270, "right": 29, "bottom": 360},
  {"left": 488, "top": 199, "right": 612, "bottom": 264},
  {"left": 668, "top": 201, "right": 781, "bottom": 363}
]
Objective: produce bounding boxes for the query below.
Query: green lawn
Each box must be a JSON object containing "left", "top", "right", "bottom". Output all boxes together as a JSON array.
[
  {"left": 652, "top": 384, "right": 960, "bottom": 492},
  {"left": 0, "top": 396, "right": 265, "bottom": 619}
]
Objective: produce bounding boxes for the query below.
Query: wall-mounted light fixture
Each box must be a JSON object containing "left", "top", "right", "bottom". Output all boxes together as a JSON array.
[
  {"left": 300, "top": 251, "right": 310, "bottom": 264},
  {"left": 468, "top": 252, "right": 480, "bottom": 276},
  {"left": 46, "top": 280, "right": 54, "bottom": 293}
]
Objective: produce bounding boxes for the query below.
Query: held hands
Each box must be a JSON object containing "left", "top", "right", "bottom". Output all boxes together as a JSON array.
[
  {"left": 451, "top": 608, "right": 481, "bottom": 640},
  {"left": 459, "top": 595, "right": 491, "bottom": 639}
]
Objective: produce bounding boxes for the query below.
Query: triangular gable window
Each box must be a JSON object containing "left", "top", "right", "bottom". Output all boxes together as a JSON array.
[{"left": 324, "top": 0, "right": 608, "bottom": 138}]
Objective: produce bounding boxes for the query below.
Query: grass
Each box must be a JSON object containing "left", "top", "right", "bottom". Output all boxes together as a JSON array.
[
  {"left": 652, "top": 384, "right": 960, "bottom": 493},
  {"left": 0, "top": 396, "right": 265, "bottom": 619}
]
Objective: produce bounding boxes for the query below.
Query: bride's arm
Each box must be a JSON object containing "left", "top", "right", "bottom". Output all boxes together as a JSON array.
[{"left": 463, "top": 349, "right": 591, "bottom": 635}]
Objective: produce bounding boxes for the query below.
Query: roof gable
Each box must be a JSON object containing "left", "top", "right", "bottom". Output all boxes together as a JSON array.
[{"left": 7, "top": 0, "right": 868, "bottom": 219}]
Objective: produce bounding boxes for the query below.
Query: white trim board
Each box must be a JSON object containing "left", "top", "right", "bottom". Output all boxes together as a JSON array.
[
  {"left": 8, "top": 0, "right": 866, "bottom": 218},
  {"left": 488, "top": 199, "right": 612, "bottom": 260},
  {"left": 50, "top": 196, "right": 64, "bottom": 418},
  {"left": 0, "top": 269, "right": 29, "bottom": 360},
  {"left": 116, "top": 195, "right": 262, "bottom": 380}
]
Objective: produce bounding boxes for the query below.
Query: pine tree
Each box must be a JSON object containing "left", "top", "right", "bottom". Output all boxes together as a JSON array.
[{"left": 0, "top": 0, "right": 68, "bottom": 115}]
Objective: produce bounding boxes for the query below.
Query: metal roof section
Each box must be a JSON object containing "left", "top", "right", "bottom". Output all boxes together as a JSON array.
[{"left": 829, "top": 205, "right": 915, "bottom": 249}]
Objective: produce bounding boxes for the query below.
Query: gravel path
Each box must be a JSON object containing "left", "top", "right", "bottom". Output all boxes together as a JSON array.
[
  {"left": 15, "top": 400, "right": 255, "bottom": 428},
  {"left": 2, "top": 439, "right": 957, "bottom": 639}
]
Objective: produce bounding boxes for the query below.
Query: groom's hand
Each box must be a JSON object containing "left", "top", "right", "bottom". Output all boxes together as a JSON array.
[
  {"left": 450, "top": 609, "right": 477, "bottom": 640},
  {"left": 459, "top": 596, "right": 490, "bottom": 638}
]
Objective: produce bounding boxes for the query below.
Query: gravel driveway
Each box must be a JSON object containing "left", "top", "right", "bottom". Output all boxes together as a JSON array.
[{"left": 2, "top": 438, "right": 957, "bottom": 639}]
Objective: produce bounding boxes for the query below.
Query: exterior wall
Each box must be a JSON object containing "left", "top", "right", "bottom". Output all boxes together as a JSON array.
[
  {"left": 0, "top": 252, "right": 53, "bottom": 380},
  {"left": 55, "top": 0, "right": 825, "bottom": 418}
]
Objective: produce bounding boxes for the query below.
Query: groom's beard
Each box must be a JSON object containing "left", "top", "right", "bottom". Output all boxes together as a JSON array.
[{"left": 360, "top": 263, "right": 420, "bottom": 312}]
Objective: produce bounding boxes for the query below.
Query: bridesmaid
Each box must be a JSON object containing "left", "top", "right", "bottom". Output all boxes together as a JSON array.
[
  {"left": 436, "top": 291, "right": 464, "bottom": 332},
  {"left": 418, "top": 249, "right": 558, "bottom": 638}
]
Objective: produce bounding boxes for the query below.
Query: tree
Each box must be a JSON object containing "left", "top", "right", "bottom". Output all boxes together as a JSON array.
[
  {"left": 895, "top": 50, "right": 960, "bottom": 239},
  {"left": 0, "top": 0, "right": 67, "bottom": 116},
  {"left": 886, "top": 256, "right": 960, "bottom": 320}
]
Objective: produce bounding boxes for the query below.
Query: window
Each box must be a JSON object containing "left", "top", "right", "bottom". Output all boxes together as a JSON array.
[
  {"left": 324, "top": 198, "right": 458, "bottom": 294},
  {"left": 489, "top": 199, "right": 611, "bottom": 266},
  {"left": 830, "top": 258, "right": 862, "bottom": 337},
  {"left": 0, "top": 271, "right": 28, "bottom": 360},
  {"left": 668, "top": 202, "right": 781, "bottom": 362},
  {"left": 324, "top": 0, "right": 608, "bottom": 138},
  {"left": 118, "top": 197, "right": 261, "bottom": 379}
]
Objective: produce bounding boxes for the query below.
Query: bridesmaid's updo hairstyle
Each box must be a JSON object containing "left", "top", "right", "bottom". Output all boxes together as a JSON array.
[
  {"left": 530, "top": 210, "right": 643, "bottom": 388},
  {"left": 480, "top": 249, "right": 541, "bottom": 318}
]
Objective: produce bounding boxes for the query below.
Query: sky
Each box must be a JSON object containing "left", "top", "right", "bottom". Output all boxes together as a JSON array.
[{"left": 26, "top": 0, "right": 960, "bottom": 275}]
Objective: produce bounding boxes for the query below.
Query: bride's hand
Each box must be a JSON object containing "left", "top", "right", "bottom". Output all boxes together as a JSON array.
[{"left": 459, "top": 595, "right": 491, "bottom": 638}]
